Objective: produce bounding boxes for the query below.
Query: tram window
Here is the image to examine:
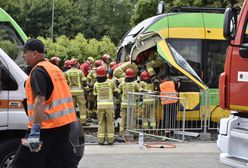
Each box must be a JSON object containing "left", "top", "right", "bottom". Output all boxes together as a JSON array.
[
  {"left": 167, "top": 39, "right": 202, "bottom": 76},
  {"left": 205, "top": 40, "right": 227, "bottom": 88}
]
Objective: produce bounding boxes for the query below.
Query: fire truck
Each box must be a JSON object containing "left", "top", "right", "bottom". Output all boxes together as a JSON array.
[{"left": 217, "top": 0, "right": 248, "bottom": 167}]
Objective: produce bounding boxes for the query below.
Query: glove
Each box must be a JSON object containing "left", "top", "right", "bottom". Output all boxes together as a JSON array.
[
  {"left": 88, "top": 83, "right": 94, "bottom": 88},
  {"left": 22, "top": 124, "right": 42, "bottom": 152}
]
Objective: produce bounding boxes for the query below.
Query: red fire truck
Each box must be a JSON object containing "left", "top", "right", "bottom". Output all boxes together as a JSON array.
[{"left": 217, "top": 0, "right": 248, "bottom": 167}]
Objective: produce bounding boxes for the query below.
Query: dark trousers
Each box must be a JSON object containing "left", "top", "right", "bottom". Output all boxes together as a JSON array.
[
  {"left": 13, "top": 124, "right": 77, "bottom": 168},
  {"left": 163, "top": 104, "right": 177, "bottom": 129}
]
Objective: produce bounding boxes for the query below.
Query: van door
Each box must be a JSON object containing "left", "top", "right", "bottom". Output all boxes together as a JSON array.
[
  {"left": 0, "top": 59, "right": 10, "bottom": 127},
  {"left": 0, "top": 55, "right": 21, "bottom": 128}
]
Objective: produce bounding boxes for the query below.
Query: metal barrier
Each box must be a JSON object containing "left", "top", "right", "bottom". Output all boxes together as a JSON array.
[
  {"left": 178, "top": 92, "right": 203, "bottom": 131},
  {"left": 126, "top": 92, "right": 186, "bottom": 142},
  {"left": 125, "top": 91, "right": 231, "bottom": 141}
]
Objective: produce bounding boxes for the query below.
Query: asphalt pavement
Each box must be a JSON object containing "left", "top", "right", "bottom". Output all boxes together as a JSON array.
[{"left": 79, "top": 142, "right": 230, "bottom": 168}]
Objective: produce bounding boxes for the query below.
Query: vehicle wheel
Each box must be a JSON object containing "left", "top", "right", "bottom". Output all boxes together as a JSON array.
[{"left": 0, "top": 139, "right": 20, "bottom": 168}]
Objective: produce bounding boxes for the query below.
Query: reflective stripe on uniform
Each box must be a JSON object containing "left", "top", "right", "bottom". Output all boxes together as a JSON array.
[
  {"left": 107, "top": 133, "right": 114, "bottom": 138},
  {"left": 29, "top": 107, "right": 75, "bottom": 122},
  {"left": 97, "top": 99, "right": 113, "bottom": 102},
  {"left": 28, "top": 97, "right": 73, "bottom": 111},
  {"left": 98, "top": 133, "right": 105, "bottom": 138}
]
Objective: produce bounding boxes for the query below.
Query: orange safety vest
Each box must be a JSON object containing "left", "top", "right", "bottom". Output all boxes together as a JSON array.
[
  {"left": 26, "top": 61, "right": 76, "bottom": 129},
  {"left": 160, "top": 81, "right": 178, "bottom": 104}
]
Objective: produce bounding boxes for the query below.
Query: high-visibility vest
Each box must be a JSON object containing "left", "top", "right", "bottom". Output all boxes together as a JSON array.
[
  {"left": 160, "top": 81, "right": 178, "bottom": 104},
  {"left": 120, "top": 81, "right": 136, "bottom": 107},
  {"left": 94, "top": 80, "right": 114, "bottom": 108},
  {"left": 26, "top": 61, "right": 76, "bottom": 129},
  {"left": 66, "top": 67, "right": 85, "bottom": 94},
  {"left": 141, "top": 81, "right": 155, "bottom": 103}
]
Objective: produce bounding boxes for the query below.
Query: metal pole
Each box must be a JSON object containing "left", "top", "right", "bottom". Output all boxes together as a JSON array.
[
  {"left": 203, "top": 89, "right": 209, "bottom": 134},
  {"left": 51, "top": 0, "right": 54, "bottom": 41}
]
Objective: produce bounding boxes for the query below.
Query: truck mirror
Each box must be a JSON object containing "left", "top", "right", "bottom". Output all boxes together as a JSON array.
[
  {"left": 223, "top": 8, "right": 237, "bottom": 41},
  {"left": 157, "top": 1, "right": 164, "bottom": 15}
]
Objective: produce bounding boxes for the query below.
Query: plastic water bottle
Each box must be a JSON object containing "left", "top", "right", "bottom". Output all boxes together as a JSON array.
[{"left": 138, "top": 133, "right": 144, "bottom": 149}]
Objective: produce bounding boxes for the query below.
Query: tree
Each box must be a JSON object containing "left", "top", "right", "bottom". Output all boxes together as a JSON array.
[
  {"left": 130, "top": 0, "right": 158, "bottom": 27},
  {"left": 39, "top": 33, "right": 117, "bottom": 63}
]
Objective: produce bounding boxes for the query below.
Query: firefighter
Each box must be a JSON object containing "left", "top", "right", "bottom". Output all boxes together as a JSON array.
[
  {"left": 49, "top": 56, "right": 61, "bottom": 67},
  {"left": 80, "top": 56, "right": 95, "bottom": 76},
  {"left": 102, "top": 54, "right": 112, "bottom": 68},
  {"left": 140, "top": 70, "right": 156, "bottom": 129},
  {"left": 86, "top": 60, "right": 103, "bottom": 122},
  {"left": 118, "top": 68, "right": 140, "bottom": 135},
  {"left": 65, "top": 58, "right": 89, "bottom": 126},
  {"left": 108, "top": 63, "right": 122, "bottom": 121},
  {"left": 113, "top": 61, "right": 138, "bottom": 79},
  {"left": 145, "top": 52, "right": 164, "bottom": 82},
  {"left": 62, "top": 60, "right": 71, "bottom": 72},
  {"left": 93, "top": 66, "right": 117, "bottom": 145},
  {"left": 109, "top": 61, "right": 116, "bottom": 70}
]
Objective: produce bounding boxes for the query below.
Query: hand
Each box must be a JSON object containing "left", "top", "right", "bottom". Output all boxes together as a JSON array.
[
  {"left": 88, "top": 83, "right": 94, "bottom": 88},
  {"left": 22, "top": 124, "right": 42, "bottom": 152}
]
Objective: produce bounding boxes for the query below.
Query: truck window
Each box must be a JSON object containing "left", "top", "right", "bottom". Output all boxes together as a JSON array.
[
  {"left": 242, "top": 21, "right": 248, "bottom": 43},
  {"left": 0, "top": 63, "right": 18, "bottom": 91},
  {"left": 205, "top": 40, "right": 227, "bottom": 88}
]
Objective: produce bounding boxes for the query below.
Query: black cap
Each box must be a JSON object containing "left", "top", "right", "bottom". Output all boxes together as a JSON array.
[{"left": 23, "top": 38, "right": 45, "bottom": 53}]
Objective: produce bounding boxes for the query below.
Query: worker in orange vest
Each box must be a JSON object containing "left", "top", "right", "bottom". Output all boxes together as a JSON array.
[
  {"left": 13, "top": 39, "right": 76, "bottom": 168},
  {"left": 159, "top": 77, "right": 179, "bottom": 130}
]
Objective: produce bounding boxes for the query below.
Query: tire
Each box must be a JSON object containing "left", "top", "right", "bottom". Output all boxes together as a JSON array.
[{"left": 0, "top": 139, "right": 20, "bottom": 168}]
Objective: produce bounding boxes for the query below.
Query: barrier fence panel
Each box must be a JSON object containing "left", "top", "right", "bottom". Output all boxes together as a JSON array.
[
  {"left": 179, "top": 92, "right": 203, "bottom": 131},
  {"left": 126, "top": 92, "right": 186, "bottom": 142}
]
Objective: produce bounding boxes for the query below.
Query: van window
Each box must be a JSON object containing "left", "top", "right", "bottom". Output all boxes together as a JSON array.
[
  {"left": 205, "top": 40, "right": 227, "bottom": 88},
  {"left": 0, "top": 63, "right": 18, "bottom": 91},
  {"left": 167, "top": 39, "right": 202, "bottom": 77}
]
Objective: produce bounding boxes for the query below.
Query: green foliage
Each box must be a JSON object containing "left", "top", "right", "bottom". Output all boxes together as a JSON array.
[
  {"left": 39, "top": 33, "right": 117, "bottom": 63},
  {"left": 130, "top": 0, "right": 158, "bottom": 27},
  {"left": 0, "top": 0, "right": 245, "bottom": 46},
  {"left": 0, "top": 40, "right": 20, "bottom": 60},
  {"left": 0, "top": 0, "right": 133, "bottom": 45}
]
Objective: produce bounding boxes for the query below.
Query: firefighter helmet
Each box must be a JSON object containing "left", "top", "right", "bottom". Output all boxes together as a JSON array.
[
  {"left": 140, "top": 71, "right": 150, "bottom": 80},
  {"left": 70, "top": 58, "right": 78, "bottom": 66},
  {"left": 50, "top": 56, "right": 61, "bottom": 66},
  {"left": 64, "top": 60, "right": 70, "bottom": 67},
  {"left": 87, "top": 57, "right": 95, "bottom": 63},
  {"left": 125, "top": 68, "right": 134, "bottom": 78},
  {"left": 109, "top": 62, "right": 116, "bottom": 69},
  {"left": 96, "top": 66, "right": 107, "bottom": 77},
  {"left": 95, "top": 60, "right": 103, "bottom": 67},
  {"left": 102, "top": 54, "right": 112, "bottom": 64}
]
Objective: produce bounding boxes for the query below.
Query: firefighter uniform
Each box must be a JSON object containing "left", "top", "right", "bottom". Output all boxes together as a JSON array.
[
  {"left": 113, "top": 61, "right": 138, "bottom": 79},
  {"left": 65, "top": 65, "right": 88, "bottom": 125},
  {"left": 146, "top": 54, "right": 164, "bottom": 78},
  {"left": 86, "top": 68, "right": 97, "bottom": 120},
  {"left": 118, "top": 68, "right": 140, "bottom": 135},
  {"left": 94, "top": 66, "right": 117, "bottom": 144},
  {"left": 140, "top": 81, "right": 156, "bottom": 128}
]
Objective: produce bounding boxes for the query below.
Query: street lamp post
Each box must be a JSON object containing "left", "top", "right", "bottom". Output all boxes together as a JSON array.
[{"left": 51, "top": 0, "right": 54, "bottom": 41}]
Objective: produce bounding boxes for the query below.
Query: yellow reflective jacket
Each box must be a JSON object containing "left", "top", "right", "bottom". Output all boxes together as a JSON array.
[{"left": 65, "top": 67, "right": 86, "bottom": 94}]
